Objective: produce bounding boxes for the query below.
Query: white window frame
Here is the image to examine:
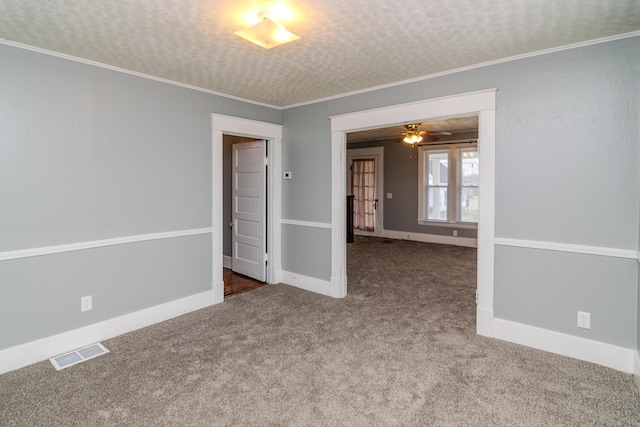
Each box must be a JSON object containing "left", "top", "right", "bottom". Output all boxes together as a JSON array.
[{"left": 418, "top": 143, "right": 478, "bottom": 228}]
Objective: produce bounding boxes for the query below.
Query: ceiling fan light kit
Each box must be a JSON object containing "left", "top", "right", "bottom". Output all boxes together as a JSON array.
[{"left": 402, "top": 123, "right": 424, "bottom": 145}]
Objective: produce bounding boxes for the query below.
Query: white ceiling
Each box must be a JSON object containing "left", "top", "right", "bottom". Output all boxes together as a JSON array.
[{"left": 0, "top": 0, "right": 639, "bottom": 108}]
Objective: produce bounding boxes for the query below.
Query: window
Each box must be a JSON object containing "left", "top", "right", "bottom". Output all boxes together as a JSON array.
[{"left": 418, "top": 143, "right": 478, "bottom": 225}]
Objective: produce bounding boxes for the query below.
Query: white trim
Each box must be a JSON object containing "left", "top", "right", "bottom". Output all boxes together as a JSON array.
[
  {"left": 416, "top": 220, "right": 477, "bottom": 229},
  {"left": 382, "top": 229, "right": 477, "bottom": 248},
  {"left": 493, "top": 318, "right": 634, "bottom": 373},
  {"left": 0, "top": 228, "right": 212, "bottom": 262},
  {"left": 330, "top": 89, "right": 496, "bottom": 132},
  {"left": 330, "top": 89, "right": 496, "bottom": 336},
  {"left": 280, "top": 219, "right": 332, "bottom": 229},
  {"left": 212, "top": 114, "right": 283, "bottom": 302},
  {"left": 476, "top": 109, "right": 496, "bottom": 338},
  {"left": 495, "top": 238, "right": 638, "bottom": 260},
  {"left": 0, "top": 38, "right": 281, "bottom": 110},
  {"left": 476, "top": 307, "right": 495, "bottom": 337},
  {"left": 634, "top": 351, "right": 640, "bottom": 392},
  {"left": 280, "top": 271, "right": 333, "bottom": 297},
  {"left": 223, "top": 255, "right": 233, "bottom": 269},
  {"left": 0, "top": 290, "right": 214, "bottom": 375},
  {"left": 283, "top": 30, "right": 640, "bottom": 109},
  {"left": 331, "top": 131, "right": 348, "bottom": 298}
]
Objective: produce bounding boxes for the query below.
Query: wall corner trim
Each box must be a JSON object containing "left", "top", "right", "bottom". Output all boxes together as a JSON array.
[
  {"left": 494, "top": 318, "right": 634, "bottom": 373},
  {"left": 634, "top": 351, "right": 640, "bottom": 393},
  {"left": 0, "top": 290, "right": 216, "bottom": 375},
  {"left": 476, "top": 307, "right": 495, "bottom": 337}
]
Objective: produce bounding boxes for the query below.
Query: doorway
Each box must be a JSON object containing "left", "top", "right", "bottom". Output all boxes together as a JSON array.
[
  {"left": 212, "top": 114, "right": 283, "bottom": 304},
  {"left": 329, "top": 89, "right": 496, "bottom": 337}
]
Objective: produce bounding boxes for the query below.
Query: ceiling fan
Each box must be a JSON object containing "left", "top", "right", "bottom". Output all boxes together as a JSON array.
[{"left": 400, "top": 123, "right": 451, "bottom": 144}]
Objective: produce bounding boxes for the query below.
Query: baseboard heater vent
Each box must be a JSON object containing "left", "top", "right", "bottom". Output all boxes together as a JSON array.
[{"left": 50, "top": 343, "right": 109, "bottom": 370}]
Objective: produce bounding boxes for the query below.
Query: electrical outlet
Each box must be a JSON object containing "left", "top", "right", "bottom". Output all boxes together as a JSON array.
[
  {"left": 386, "top": 193, "right": 392, "bottom": 199},
  {"left": 577, "top": 311, "right": 590, "bottom": 329},
  {"left": 81, "top": 295, "right": 92, "bottom": 312},
  {"left": 453, "top": 230, "right": 458, "bottom": 237}
]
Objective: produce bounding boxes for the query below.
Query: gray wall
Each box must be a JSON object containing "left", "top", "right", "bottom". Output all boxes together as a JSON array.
[
  {"left": 281, "top": 102, "right": 332, "bottom": 280},
  {"left": 281, "top": 36, "right": 640, "bottom": 348},
  {"left": 0, "top": 43, "right": 280, "bottom": 350},
  {"left": 347, "top": 138, "right": 477, "bottom": 239}
]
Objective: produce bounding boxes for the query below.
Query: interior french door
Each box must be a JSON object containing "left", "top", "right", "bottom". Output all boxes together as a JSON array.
[{"left": 232, "top": 140, "right": 266, "bottom": 282}]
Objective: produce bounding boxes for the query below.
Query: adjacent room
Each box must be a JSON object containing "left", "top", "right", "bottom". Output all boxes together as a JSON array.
[{"left": 0, "top": 0, "right": 639, "bottom": 424}]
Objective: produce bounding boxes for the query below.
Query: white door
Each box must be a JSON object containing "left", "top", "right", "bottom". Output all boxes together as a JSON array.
[
  {"left": 232, "top": 140, "right": 266, "bottom": 281},
  {"left": 347, "top": 147, "right": 384, "bottom": 237}
]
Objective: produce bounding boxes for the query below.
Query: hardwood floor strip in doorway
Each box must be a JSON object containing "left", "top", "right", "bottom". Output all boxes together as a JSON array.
[{"left": 223, "top": 268, "right": 266, "bottom": 299}]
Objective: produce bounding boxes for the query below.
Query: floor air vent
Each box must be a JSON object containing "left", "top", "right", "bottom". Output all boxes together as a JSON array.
[{"left": 50, "top": 343, "right": 109, "bottom": 370}]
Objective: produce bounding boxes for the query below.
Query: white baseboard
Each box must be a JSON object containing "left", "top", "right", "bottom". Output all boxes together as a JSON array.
[
  {"left": 634, "top": 351, "right": 640, "bottom": 392},
  {"left": 280, "top": 270, "right": 334, "bottom": 297},
  {"left": 272, "top": 264, "right": 283, "bottom": 284},
  {"left": 476, "top": 307, "right": 495, "bottom": 338},
  {"left": 212, "top": 279, "right": 224, "bottom": 305},
  {"left": 494, "top": 318, "right": 634, "bottom": 373},
  {"left": 383, "top": 229, "right": 477, "bottom": 248},
  {"left": 330, "top": 275, "right": 347, "bottom": 298},
  {"left": 0, "top": 290, "right": 216, "bottom": 375},
  {"left": 223, "top": 255, "right": 232, "bottom": 269}
]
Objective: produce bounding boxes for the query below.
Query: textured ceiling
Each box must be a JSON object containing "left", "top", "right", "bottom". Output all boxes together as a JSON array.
[{"left": 0, "top": 0, "right": 639, "bottom": 107}]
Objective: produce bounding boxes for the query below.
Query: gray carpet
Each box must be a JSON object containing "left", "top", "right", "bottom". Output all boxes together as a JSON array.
[{"left": 1, "top": 236, "right": 639, "bottom": 426}]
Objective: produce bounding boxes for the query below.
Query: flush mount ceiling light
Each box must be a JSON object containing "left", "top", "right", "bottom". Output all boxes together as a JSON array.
[{"left": 234, "top": 10, "right": 300, "bottom": 49}]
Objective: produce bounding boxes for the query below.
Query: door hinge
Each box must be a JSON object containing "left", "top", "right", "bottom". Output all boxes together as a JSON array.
[
  {"left": 264, "top": 157, "right": 269, "bottom": 166},
  {"left": 475, "top": 289, "right": 478, "bottom": 304}
]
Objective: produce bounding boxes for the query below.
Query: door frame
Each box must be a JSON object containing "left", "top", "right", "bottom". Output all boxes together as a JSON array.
[
  {"left": 346, "top": 147, "right": 384, "bottom": 237},
  {"left": 329, "top": 89, "right": 496, "bottom": 338},
  {"left": 212, "top": 114, "right": 282, "bottom": 304}
]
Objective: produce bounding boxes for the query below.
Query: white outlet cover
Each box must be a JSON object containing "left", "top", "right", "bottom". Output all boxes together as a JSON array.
[
  {"left": 577, "top": 311, "right": 590, "bottom": 329},
  {"left": 81, "top": 295, "right": 92, "bottom": 312}
]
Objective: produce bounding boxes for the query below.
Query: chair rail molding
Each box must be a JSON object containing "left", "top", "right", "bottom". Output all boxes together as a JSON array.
[{"left": 0, "top": 228, "right": 213, "bottom": 261}]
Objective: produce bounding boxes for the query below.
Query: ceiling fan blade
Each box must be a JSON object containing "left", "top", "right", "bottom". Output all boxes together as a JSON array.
[{"left": 422, "top": 131, "right": 452, "bottom": 136}]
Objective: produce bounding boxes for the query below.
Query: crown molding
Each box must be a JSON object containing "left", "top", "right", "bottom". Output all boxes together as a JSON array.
[
  {"left": 282, "top": 30, "right": 640, "bottom": 109},
  {"left": 0, "top": 38, "right": 281, "bottom": 110},
  {"left": 2, "top": 30, "right": 639, "bottom": 111}
]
